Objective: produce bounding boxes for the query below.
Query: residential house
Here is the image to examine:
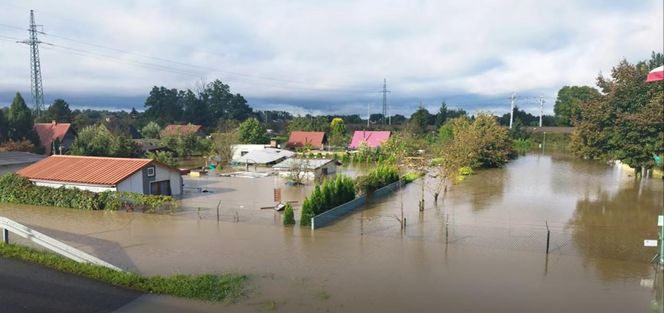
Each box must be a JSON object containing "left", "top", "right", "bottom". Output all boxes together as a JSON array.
[
  {"left": 286, "top": 131, "right": 326, "bottom": 150},
  {"left": 33, "top": 121, "right": 76, "bottom": 155},
  {"left": 348, "top": 131, "right": 391, "bottom": 149},
  {"left": 17, "top": 155, "right": 183, "bottom": 196},
  {"left": 272, "top": 158, "right": 337, "bottom": 181},
  {"left": 161, "top": 124, "right": 205, "bottom": 138}
]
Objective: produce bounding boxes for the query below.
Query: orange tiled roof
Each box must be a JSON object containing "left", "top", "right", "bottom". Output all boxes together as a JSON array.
[
  {"left": 17, "top": 155, "right": 154, "bottom": 186},
  {"left": 34, "top": 122, "right": 73, "bottom": 155},
  {"left": 161, "top": 124, "right": 202, "bottom": 137},
  {"left": 287, "top": 131, "right": 325, "bottom": 148}
]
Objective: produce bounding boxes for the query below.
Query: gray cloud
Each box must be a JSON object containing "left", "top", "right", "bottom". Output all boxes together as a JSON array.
[{"left": 1, "top": 0, "right": 662, "bottom": 117}]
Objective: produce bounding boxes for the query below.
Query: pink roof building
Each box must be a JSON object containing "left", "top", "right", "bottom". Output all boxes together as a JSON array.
[{"left": 348, "top": 131, "right": 391, "bottom": 149}]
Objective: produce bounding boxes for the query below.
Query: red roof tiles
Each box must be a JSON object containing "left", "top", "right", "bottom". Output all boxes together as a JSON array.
[
  {"left": 34, "top": 122, "right": 73, "bottom": 155},
  {"left": 161, "top": 124, "right": 203, "bottom": 137},
  {"left": 287, "top": 131, "right": 325, "bottom": 149},
  {"left": 17, "top": 155, "right": 154, "bottom": 186}
]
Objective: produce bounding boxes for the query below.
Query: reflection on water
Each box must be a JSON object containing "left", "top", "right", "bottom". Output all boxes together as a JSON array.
[{"left": 0, "top": 150, "right": 662, "bottom": 312}]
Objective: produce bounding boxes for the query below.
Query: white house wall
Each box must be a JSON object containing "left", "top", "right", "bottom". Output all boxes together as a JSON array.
[
  {"left": 153, "top": 164, "right": 182, "bottom": 196},
  {"left": 116, "top": 171, "right": 144, "bottom": 193},
  {"left": 33, "top": 181, "right": 115, "bottom": 193}
]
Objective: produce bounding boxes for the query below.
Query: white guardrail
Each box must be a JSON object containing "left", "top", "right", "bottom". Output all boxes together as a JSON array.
[{"left": 0, "top": 216, "right": 123, "bottom": 272}]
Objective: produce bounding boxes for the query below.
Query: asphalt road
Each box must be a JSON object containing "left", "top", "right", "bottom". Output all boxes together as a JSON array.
[{"left": 0, "top": 257, "right": 142, "bottom": 313}]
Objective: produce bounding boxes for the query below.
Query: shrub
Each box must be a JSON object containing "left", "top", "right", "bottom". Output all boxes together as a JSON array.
[
  {"left": 283, "top": 203, "right": 295, "bottom": 226},
  {"left": 355, "top": 165, "right": 400, "bottom": 194},
  {"left": 402, "top": 172, "right": 422, "bottom": 183},
  {"left": 0, "top": 173, "right": 175, "bottom": 212},
  {"left": 299, "top": 175, "right": 355, "bottom": 225}
]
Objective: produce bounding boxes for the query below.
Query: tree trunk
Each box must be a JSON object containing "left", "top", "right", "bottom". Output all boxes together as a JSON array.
[{"left": 434, "top": 193, "right": 439, "bottom": 204}]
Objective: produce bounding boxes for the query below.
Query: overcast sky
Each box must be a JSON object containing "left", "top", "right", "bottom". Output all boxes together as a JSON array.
[{"left": 0, "top": 1, "right": 662, "bottom": 116}]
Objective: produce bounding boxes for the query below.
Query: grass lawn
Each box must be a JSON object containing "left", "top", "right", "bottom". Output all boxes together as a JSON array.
[{"left": 0, "top": 243, "right": 246, "bottom": 302}]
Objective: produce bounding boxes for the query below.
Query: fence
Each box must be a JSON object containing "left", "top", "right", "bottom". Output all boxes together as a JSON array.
[
  {"left": 311, "top": 180, "right": 403, "bottom": 229},
  {"left": 0, "top": 216, "right": 123, "bottom": 271}
]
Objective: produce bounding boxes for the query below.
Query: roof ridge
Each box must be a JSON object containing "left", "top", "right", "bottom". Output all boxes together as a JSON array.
[{"left": 51, "top": 155, "right": 152, "bottom": 162}]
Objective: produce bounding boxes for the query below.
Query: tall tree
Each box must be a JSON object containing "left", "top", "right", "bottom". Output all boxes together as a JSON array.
[
  {"left": 571, "top": 54, "right": 664, "bottom": 174},
  {"left": 554, "top": 86, "right": 600, "bottom": 126},
  {"left": 329, "top": 117, "right": 347, "bottom": 147},
  {"left": 405, "top": 106, "right": 431, "bottom": 135},
  {"left": 141, "top": 121, "right": 161, "bottom": 139},
  {"left": 180, "top": 89, "right": 209, "bottom": 126},
  {"left": 40, "top": 99, "right": 72, "bottom": 123},
  {"left": 0, "top": 109, "right": 7, "bottom": 143},
  {"left": 7, "top": 93, "right": 36, "bottom": 142},
  {"left": 144, "top": 86, "right": 182, "bottom": 124},
  {"left": 203, "top": 79, "right": 252, "bottom": 123},
  {"left": 435, "top": 101, "right": 448, "bottom": 128},
  {"left": 237, "top": 117, "right": 268, "bottom": 144}
]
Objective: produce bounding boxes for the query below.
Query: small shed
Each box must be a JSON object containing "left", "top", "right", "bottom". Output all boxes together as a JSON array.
[
  {"left": 17, "top": 155, "right": 183, "bottom": 196},
  {"left": 0, "top": 151, "right": 45, "bottom": 176},
  {"left": 272, "top": 158, "right": 337, "bottom": 181},
  {"left": 286, "top": 131, "right": 326, "bottom": 150}
]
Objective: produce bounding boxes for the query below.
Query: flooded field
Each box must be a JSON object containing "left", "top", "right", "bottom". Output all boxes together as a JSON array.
[{"left": 1, "top": 151, "right": 662, "bottom": 312}]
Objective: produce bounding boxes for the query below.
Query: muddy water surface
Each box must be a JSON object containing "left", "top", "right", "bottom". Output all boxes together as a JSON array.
[{"left": 1, "top": 151, "right": 662, "bottom": 312}]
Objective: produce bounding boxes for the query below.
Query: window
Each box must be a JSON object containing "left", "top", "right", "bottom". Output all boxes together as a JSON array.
[{"left": 147, "top": 166, "right": 155, "bottom": 177}]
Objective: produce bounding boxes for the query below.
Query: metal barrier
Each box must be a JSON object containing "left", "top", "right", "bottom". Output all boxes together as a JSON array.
[{"left": 0, "top": 216, "right": 123, "bottom": 272}]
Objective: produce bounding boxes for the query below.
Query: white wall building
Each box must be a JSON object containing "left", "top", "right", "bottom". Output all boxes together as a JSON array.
[{"left": 17, "top": 155, "right": 183, "bottom": 196}]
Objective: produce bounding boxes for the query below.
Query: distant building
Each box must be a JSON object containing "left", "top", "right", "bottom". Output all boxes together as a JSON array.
[
  {"left": 0, "top": 151, "right": 45, "bottom": 176},
  {"left": 33, "top": 121, "right": 76, "bottom": 155},
  {"left": 231, "top": 144, "right": 271, "bottom": 161},
  {"left": 17, "top": 155, "right": 182, "bottom": 196},
  {"left": 286, "top": 131, "right": 326, "bottom": 150},
  {"left": 233, "top": 148, "right": 295, "bottom": 166},
  {"left": 348, "top": 131, "right": 391, "bottom": 149},
  {"left": 161, "top": 124, "right": 204, "bottom": 138},
  {"left": 272, "top": 158, "right": 337, "bottom": 181},
  {"left": 133, "top": 139, "right": 174, "bottom": 155}
]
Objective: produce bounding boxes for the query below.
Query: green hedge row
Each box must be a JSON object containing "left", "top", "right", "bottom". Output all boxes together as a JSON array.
[
  {"left": 0, "top": 173, "right": 175, "bottom": 212},
  {"left": 300, "top": 175, "right": 355, "bottom": 226},
  {"left": 355, "top": 165, "right": 400, "bottom": 194}
]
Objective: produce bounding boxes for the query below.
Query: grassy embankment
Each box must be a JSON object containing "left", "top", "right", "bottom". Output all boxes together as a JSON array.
[{"left": 0, "top": 243, "right": 246, "bottom": 302}]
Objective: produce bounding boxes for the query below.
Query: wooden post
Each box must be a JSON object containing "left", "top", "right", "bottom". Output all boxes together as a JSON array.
[
  {"left": 216, "top": 201, "right": 221, "bottom": 222},
  {"left": 2, "top": 228, "right": 8, "bottom": 244},
  {"left": 545, "top": 221, "right": 550, "bottom": 254}
]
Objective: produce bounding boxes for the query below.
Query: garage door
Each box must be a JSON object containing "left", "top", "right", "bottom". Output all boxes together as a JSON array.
[{"left": 150, "top": 180, "right": 171, "bottom": 196}]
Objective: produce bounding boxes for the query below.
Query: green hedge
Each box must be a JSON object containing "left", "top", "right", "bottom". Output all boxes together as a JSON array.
[
  {"left": 0, "top": 173, "right": 175, "bottom": 212},
  {"left": 355, "top": 165, "right": 400, "bottom": 194},
  {"left": 300, "top": 175, "right": 355, "bottom": 226}
]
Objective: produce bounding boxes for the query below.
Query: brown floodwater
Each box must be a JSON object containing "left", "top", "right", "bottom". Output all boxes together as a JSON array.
[{"left": 1, "top": 151, "right": 662, "bottom": 312}]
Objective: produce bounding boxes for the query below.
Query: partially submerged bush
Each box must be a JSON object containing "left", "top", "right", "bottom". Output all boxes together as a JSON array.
[
  {"left": 355, "top": 165, "right": 400, "bottom": 194},
  {"left": 300, "top": 174, "right": 355, "bottom": 226},
  {"left": 283, "top": 203, "right": 295, "bottom": 226},
  {"left": 0, "top": 173, "right": 175, "bottom": 212}
]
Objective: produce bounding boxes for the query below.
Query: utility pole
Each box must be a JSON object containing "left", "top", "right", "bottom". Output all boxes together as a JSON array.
[
  {"left": 382, "top": 78, "right": 391, "bottom": 125},
  {"left": 509, "top": 92, "right": 516, "bottom": 129},
  {"left": 539, "top": 96, "right": 544, "bottom": 128},
  {"left": 367, "top": 103, "right": 370, "bottom": 128},
  {"left": 19, "top": 10, "right": 45, "bottom": 117}
]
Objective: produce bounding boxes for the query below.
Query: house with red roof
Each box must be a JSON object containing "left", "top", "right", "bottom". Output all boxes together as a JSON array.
[
  {"left": 348, "top": 131, "right": 391, "bottom": 149},
  {"left": 33, "top": 121, "right": 76, "bottom": 155},
  {"left": 160, "top": 124, "right": 205, "bottom": 138},
  {"left": 286, "top": 131, "right": 326, "bottom": 150},
  {"left": 17, "top": 155, "right": 183, "bottom": 196}
]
